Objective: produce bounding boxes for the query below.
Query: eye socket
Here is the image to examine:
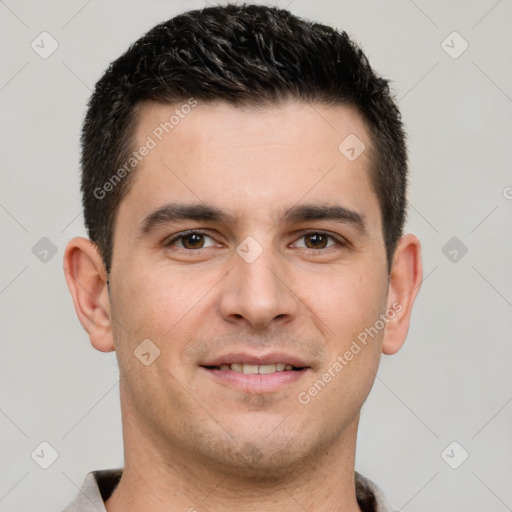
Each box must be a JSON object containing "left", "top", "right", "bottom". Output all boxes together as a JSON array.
[{"left": 164, "top": 231, "right": 217, "bottom": 250}]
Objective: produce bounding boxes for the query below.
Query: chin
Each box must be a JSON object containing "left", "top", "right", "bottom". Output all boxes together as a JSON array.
[{"left": 196, "top": 428, "right": 320, "bottom": 483}]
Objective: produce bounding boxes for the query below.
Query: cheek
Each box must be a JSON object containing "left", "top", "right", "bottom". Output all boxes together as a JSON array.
[
  {"left": 111, "top": 263, "right": 224, "bottom": 366},
  {"left": 318, "top": 268, "right": 387, "bottom": 399},
  {"left": 110, "top": 268, "right": 207, "bottom": 410},
  {"left": 300, "top": 271, "right": 386, "bottom": 413},
  {"left": 300, "top": 264, "right": 387, "bottom": 342},
  {"left": 114, "top": 265, "right": 191, "bottom": 330}
]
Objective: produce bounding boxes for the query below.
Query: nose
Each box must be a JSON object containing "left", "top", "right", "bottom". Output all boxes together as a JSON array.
[{"left": 218, "top": 246, "right": 298, "bottom": 330}]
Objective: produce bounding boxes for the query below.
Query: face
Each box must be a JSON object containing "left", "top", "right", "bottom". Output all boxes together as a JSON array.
[{"left": 108, "top": 100, "right": 391, "bottom": 477}]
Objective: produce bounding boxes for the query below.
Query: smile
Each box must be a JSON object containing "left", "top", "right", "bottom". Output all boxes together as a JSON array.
[
  {"left": 200, "top": 352, "right": 311, "bottom": 392},
  {"left": 206, "top": 363, "right": 304, "bottom": 374}
]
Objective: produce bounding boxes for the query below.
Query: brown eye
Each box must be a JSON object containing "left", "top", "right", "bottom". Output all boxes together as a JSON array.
[
  {"left": 293, "top": 232, "right": 342, "bottom": 250},
  {"left": 165, "top": 231, "right": 216, "bottom": 250},
  {"left": 303, "top": 233, "right": 329, "bottom": 249},
  {"left": 181, "top": 233, "right": 205, "bottom": 249}
]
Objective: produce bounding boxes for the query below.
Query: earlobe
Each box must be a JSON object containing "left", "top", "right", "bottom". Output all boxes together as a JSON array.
[
  {"left": 381, "top": 233, "right": 423, "bottom": 355},
  {"left": 63, "top": 237, "right": 115, "bottom": 352}
]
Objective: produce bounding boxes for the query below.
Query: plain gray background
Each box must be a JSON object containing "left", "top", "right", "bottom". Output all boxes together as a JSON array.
[{"left": 1, "top": 0, "right": 511, "bottom": 510}]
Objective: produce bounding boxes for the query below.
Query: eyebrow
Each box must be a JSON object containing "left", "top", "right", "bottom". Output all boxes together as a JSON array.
[
  {"left": 138, "top": 202, "right": 367, "bottom": 237},
  {"left": 139, "top": 203, "right": 235, "bottom": 236},
  {"left": 280, "top": 204, "right": 367, "bottom": 234}
]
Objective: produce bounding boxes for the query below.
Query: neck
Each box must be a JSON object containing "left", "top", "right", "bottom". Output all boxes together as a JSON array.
[{"left": 106, "top": 392, "right": 363, "bottom": 512}]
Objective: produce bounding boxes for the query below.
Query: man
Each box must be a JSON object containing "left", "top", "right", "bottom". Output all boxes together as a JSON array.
[{"left": 63, "top": 3, "right": 422, "bottom": 511}]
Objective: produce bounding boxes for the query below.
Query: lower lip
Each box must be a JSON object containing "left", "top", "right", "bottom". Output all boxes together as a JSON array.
[{"left": 200, "top": 367, "right": 309, "bottom": 393}]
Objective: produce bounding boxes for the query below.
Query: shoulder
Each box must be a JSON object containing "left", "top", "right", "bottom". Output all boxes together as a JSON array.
[
  {"left": 62, "top": 469, "right": 123, "bottom": 512},
  {"left": 355, "top": 471, "right": 398, "bottom": 512}
]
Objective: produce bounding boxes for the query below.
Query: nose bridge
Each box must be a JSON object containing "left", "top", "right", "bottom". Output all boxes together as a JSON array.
[
  {"left": 219, "top": 239, "right": 296, "bottom": 328},
  {"left": 241, "top": 247, "right": 281, "bottom": 295}
]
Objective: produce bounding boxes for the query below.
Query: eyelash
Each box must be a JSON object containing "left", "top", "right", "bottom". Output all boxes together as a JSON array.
[{"left": 163, "top": 230, "right": 347, "bottom": 250}]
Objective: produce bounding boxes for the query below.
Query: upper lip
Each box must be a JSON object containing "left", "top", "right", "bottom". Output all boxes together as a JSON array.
[{"left": 201, "top": 352, "right": 310, "bottom": 368}]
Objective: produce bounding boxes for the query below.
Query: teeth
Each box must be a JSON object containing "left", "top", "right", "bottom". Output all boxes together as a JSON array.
[
  {"left": 242, "top": 364, "right": 259, "bottom": 375},
  {"left": 258, "top": 364, "right": 276, "bottom": 374},
  {"left": 218, "top": 363, "right": 298, "bottom": 374}
]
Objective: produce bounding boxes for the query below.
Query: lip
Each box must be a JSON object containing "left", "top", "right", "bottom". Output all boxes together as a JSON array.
[
  {"left": 201, "top": 351, "right": 309, "bottom": 368},
  {"left": 200, "top": 366, "right": 310, "bottom": 393},
  {"left": 200, "top": 351, "right": 311, "bottom": 393}
]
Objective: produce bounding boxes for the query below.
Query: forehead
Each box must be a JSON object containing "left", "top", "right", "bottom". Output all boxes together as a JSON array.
[
  {"left": 119, "top": 99, "right": 380, "bottom": 232},
  {"left": 133, "top": 99, "right": 371, "bottom": 165}
]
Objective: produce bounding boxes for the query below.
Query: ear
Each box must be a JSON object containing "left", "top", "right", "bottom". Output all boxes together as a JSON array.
[
  {"left": 382, "top": 233, "right": 423, "bottom": 355},
  {"left": 63, "top": 237, "right": 114, "bottom": 352}
]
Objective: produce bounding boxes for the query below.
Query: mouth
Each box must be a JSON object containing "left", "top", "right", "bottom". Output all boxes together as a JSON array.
[
  {"left": 202, "top": 363, "right": 306, "bottom": 374},
  {"left": 200, "top": 352, "right": 311, "bottom": 393}
]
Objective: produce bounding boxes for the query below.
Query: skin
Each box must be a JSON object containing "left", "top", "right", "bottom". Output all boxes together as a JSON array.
[{"left": 64, "top": 100, "right": 422, "bottom": 512}]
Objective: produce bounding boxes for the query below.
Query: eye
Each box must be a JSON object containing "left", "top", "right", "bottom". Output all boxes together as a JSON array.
[
  {"left": 293, "top": 232, "right": 341, "bottom": 250},
  {"left": 164, "top": 231, "right": 217, "bottom": 250}
]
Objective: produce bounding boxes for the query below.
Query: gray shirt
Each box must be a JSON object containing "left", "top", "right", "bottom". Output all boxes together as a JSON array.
[{"left": 63, "top": 469, "right": 397, "bottom": 512}]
